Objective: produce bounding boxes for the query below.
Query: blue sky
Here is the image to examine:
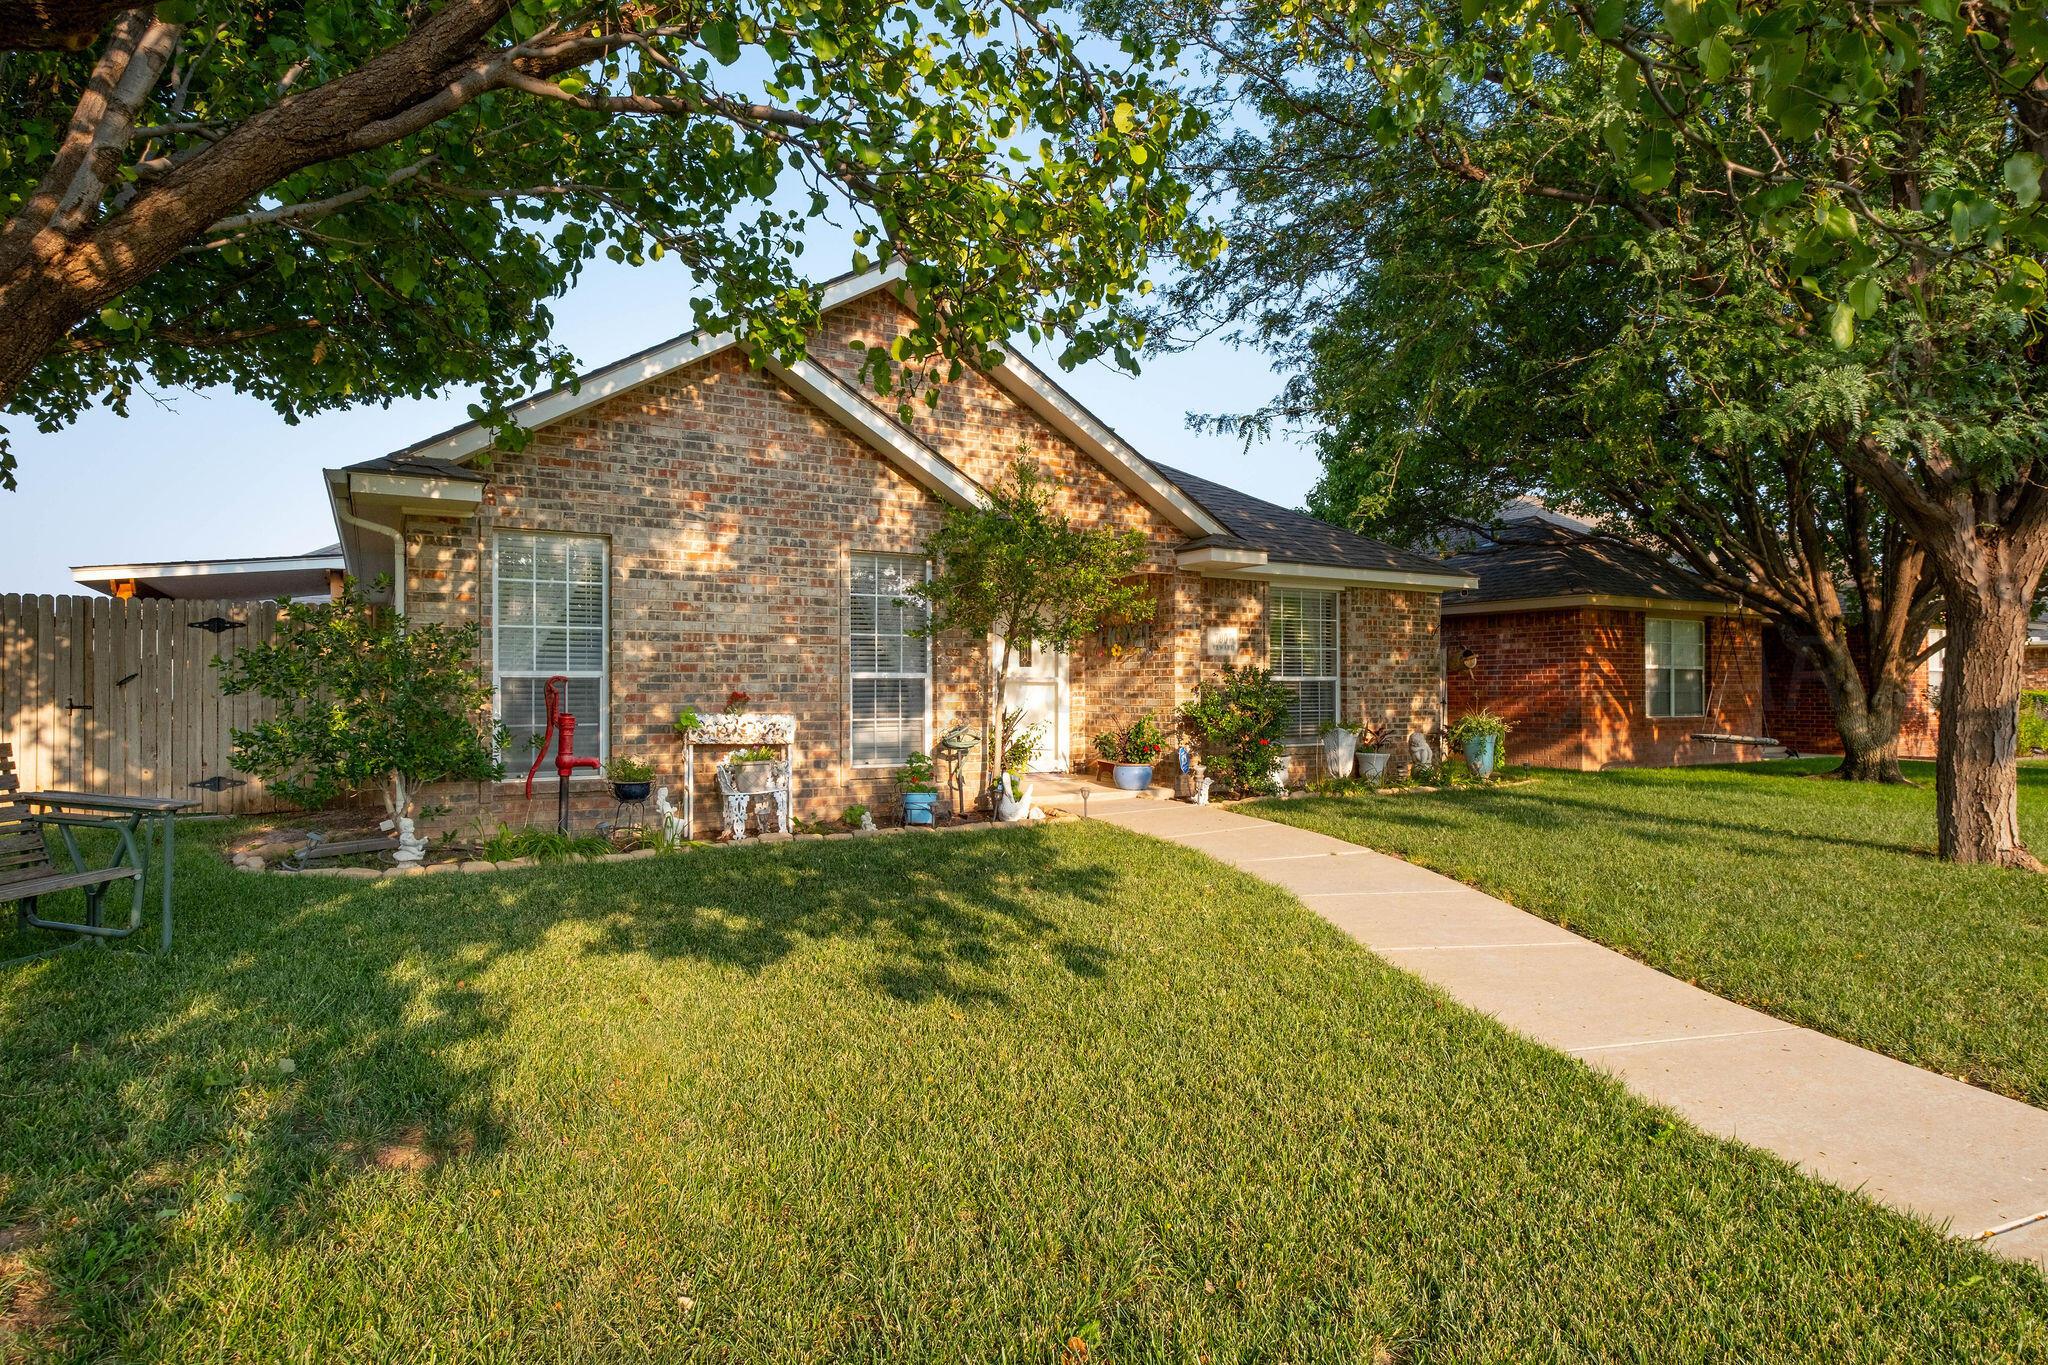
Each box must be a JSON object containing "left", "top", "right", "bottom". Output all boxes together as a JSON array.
[{"left": 0, "top": 252, "right": 1315, "bottom": 595}]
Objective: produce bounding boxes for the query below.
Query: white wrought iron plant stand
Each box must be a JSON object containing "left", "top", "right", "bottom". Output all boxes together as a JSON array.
[{"left": 678, "top": 712, "right": 796, "bottom": 840}]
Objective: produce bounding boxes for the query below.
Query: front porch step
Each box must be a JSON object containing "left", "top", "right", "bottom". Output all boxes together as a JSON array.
[{"left": 1028, "top": 772, "right": 1179, "bottom": 811}]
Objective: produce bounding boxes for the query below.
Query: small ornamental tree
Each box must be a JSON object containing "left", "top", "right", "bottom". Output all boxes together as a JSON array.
[
  {"left": 1177, "top": 666, "right": 1292, "bottom": 795},
  {"left": 907, "top": 461, "right": 1150, "bottom": 801},
  {"left": 216, "top": 581, "right": 504, "bottom": 819}
]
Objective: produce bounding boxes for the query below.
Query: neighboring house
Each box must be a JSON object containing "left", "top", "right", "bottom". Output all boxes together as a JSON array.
[
  {"left": 71, "top": 546, "right": 344, "bottom": 601},
  {"left": 1760, "top": 628, "right": 1939, "bottom": 760},
  {"left": 319, "top": 267, "right": 1474, "bottom": 828},
  {"left": 1440, "top": 516, "right": 1768, "bottom": 769}
]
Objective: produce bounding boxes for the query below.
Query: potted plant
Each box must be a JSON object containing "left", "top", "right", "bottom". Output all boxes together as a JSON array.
[
  {"left": 1317, "top": 719, "right": 1359, "bottom": 779},
  {"left": 606, "top": 754, "right": 655, "bottom": 803},
  {"left": 1447, "top": 711, "right": 1511, "bottom": 780},
  {"left": 724, "top": 689, "right": 751, "bottom": 715},
  {"left": 1094, "top": 714, "right": 1167, "bottom": 791},
  {"left": 672, "top": 705, "right": 701, "bottom": 737},
  {"left": 1352, "top": 720, "right": 1392, "bottom": 782},
  {"left": 897, "top": 751, "right": 940, "bottom": 825},
  {"left": 726, "top": 744, "right": 783, "bottom": 794}
]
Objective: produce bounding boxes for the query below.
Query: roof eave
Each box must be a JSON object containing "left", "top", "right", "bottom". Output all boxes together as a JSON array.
[{"left": 1441, "top": 592, "right": 1752, "bottom": 617}]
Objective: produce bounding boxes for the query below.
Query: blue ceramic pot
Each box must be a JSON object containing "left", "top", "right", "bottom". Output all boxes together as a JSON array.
[
  {"left": 1463, "top": 734, "right": 1498, "bottom": 780},
  {"left": 902, "top": 790, "right": 939, "bottom": 826},
  {"left": 1112, "top": 762, "right": 1154, "bottom": 791},
  {"left": 611, "top": 780, "right": 652, "bottom": 803}
]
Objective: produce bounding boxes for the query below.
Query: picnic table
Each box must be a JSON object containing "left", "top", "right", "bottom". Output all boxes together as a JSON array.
[{"left": 14, "top": 788, "right": 197, "bottom": 958}]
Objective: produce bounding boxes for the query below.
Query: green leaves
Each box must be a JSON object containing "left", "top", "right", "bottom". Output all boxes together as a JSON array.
[
  {"left": 700, "top": 17, "right": 740, "bottom": 65},
  {"left": 2005, "top": 152, "right": 2043, "bottom": 208}
]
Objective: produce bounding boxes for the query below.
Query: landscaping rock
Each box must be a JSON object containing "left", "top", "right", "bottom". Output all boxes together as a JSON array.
[
  {"left": 325, "top": 867, "right": 381, "bottom": 880},
  {"left": 459, "top": 861, "right": 496, "bottom": 873}
]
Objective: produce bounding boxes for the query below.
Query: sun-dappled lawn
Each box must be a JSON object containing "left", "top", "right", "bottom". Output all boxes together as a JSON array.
[
  {"left": 3, "top": 817, "right": 2045, "bottom": 1360},
  {"left": 1254, "top": 759, "right": 2048, "bottom": 1108}
]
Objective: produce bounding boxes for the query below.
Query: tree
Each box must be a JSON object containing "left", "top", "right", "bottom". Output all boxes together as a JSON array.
[
  {"left": 1115, "top": 0, "right": 2045, "bottom": 861},
  {"left": 216, "top": 581, "right": 503, "bottom": 819},
  {"left": 0, "top": 0, "right": 1217, "bottom": 486},
  {"left": 1221, "top": 163, "right": 1939, "bottom": 781},
  {"left": 907, "top": 460, "right": 1150, "bottom": 801}
]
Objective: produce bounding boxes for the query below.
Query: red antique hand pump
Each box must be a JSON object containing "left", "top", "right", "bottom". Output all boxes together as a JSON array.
[{"left": 523, "top": 675, "right": 600, "bottom": 832}]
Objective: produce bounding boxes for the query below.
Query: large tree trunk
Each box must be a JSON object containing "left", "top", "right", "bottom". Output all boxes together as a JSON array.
[{"left": 1935, "top": 583, "right": 2039, "bottom": 867}]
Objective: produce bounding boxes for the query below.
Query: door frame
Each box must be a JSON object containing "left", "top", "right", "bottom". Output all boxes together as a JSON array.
[{"left": 993, "top": 636, "right": 1070, "bottom": 771}]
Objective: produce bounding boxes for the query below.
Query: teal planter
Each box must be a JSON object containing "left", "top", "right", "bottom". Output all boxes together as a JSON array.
[
  {"left": 1111, "top": 762, "right": 1154, "bottom": 791},
  {"left": 902, "top": 791, "right": 938, "bottom": 826},
  {"left": 1463, "top": 734, "right": 1498, "bottom": 780}
]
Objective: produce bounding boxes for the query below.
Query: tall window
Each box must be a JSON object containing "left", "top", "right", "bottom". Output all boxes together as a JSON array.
[
  {"left": 1645, "top": 617, "right": 1705, "bottom": 718},
  {"left": 1270, "top": 588, "right": 1339, "bottom": 739},
  {"left": 494, "top": 532, "right": 607, "bottom": 763},
  {"left": 851, "top": 552, "right": 929, "bottom": 766}
]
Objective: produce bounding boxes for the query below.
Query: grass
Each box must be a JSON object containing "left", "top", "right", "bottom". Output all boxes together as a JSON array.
[
  {"left": 1251, "top": 758, "right": 2048, "bottom": 1107},
  {"left": 1, "top": 819, "right": 2045, "bottom": 1360}
]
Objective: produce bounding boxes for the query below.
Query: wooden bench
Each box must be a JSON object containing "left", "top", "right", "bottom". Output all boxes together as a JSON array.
[{"left": 1, "top": 743, "right": 141, "bottom": 937}]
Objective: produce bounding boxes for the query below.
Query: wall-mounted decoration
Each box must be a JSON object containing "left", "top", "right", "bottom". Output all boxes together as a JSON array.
[
  {"left": 1098, "top": 576, "right": 1162, "bottom": 659},
  {"left": 1203, "top": 625, "right": 1241, "bottom": 660}
]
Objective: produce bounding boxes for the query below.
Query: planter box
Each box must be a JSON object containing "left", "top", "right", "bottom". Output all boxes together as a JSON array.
[{"left": 726, "top": 760, "right": 782, "bottom": 794}]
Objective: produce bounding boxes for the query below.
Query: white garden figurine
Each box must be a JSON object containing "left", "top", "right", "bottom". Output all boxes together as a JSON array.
[
  {"left": 654, "top": 786, "right": 686, "bottom": 843},
  {"left": 382, "top": 815, "right": 427, "bottom": 864}
]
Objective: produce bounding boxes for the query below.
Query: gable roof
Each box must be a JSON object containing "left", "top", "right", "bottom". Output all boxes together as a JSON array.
[
  {"left": 1153, "top": 463, "right": 1469, "bottom": 583},
  {"left": 1442, "top": 522, "right": 1740, "bottom": 614}
]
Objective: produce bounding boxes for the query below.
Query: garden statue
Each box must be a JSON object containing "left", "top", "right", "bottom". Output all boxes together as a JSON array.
[
  {"left": 858, "top": 808, "right": 876, "bottom": 832},
  {"left": 1408, "top": 731, "right": 1435, "bottom": 772},
  {"left": 654, "top": 786, "right": 686, "bottom": 844},
  {"left": 1192, "top": 775, "right": 1212, "bottom": 806},
  {"left": 382, "top": 815, "right": 426, "bottom": 865}
]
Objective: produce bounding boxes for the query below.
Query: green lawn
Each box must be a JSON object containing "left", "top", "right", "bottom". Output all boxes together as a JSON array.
[
  {"left": 2, "top": 820, "right": 2045, "bottom": 1360},
  {"left": 1252, "top": 759, "right": 2048, "bottom": 1107}
]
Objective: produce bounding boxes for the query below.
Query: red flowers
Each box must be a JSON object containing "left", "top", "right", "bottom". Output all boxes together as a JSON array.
[{"left": 1257, "top": 737, "right": 1271, "bottom": 747}]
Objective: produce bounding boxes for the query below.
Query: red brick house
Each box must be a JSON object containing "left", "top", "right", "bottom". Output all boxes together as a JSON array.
[
  {"left": 321, "top": 267, "right": 1474, "bottom": 826},
  {"left": 1439, "top": 519, "right": 1768, "bottom": 769}
]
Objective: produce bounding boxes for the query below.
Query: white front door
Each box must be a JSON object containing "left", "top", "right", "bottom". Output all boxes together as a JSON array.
[{"left": 996, "top": 638, "right": 1069, "bottom": 771}]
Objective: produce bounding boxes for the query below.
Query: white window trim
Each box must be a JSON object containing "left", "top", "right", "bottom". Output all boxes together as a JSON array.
[
  {"left": 1270, "top": 586, "right": 1341, "bottom": 743},
  {"left": 491, "top": 531, "right": 609, "bottom": 776},
  {"left": 1645, "top": 615, "right": 1706, "bottom": 720},
  {"left": 849, "top": 552, "right": 933, "bottom": 769}
]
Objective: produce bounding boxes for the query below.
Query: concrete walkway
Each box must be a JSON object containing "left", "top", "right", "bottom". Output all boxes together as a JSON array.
[{"left": 1071, "top": 790, "right": 2048, "bottom": 1268}]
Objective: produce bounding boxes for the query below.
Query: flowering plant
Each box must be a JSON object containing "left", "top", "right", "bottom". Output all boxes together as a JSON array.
[
  {"left": 724, "top": 689, "right": 751, "bottom": 715},
  {"left": 1094, "top": 714, "right": 1168, "bottom": 764}
]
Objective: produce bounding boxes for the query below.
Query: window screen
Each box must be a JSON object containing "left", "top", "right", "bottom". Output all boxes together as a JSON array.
[
  {"left": 851, "top": 552, "right": 929, "bottom": 766},
  {"left": 1269, "top": 588, "right": 1339, "bottom": 739},
  {"left": 495, "top": 532, "right": 607, "bottom": 762},
  {"left": 1645, "top": 617, "right": 1706, "bottom": 718}
]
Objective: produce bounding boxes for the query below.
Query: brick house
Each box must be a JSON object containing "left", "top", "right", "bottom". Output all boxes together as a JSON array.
[
  {"left": 1439, "top": 518, "right": 1768, "bottom": 770},
  {"left": 322, "top": 268, "right": 1474, "bottom": 828}
]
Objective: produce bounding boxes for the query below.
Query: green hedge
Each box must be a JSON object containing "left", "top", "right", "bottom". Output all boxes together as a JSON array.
[{"left": 2023, "top": 691, "right": 2048, "bottom": 754}]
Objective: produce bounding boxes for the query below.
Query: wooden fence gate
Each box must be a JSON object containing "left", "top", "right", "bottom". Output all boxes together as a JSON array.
[{"left": 0, "top": 595, "right": 288, "bottom": 815}]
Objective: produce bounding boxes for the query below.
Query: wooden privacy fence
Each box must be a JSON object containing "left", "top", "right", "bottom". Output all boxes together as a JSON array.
[{"left": 0, "top": 595, "right": 288, "bottom": 815}]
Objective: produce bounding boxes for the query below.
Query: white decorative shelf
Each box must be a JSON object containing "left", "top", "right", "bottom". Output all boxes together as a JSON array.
[{"left": 677, "top": 712, "right": 797, "bottom": 838}]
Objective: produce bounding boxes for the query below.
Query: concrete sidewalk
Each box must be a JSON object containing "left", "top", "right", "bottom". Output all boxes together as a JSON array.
[{"left": 1081, "top": 794, "right": 2048, "bottom": 1268}]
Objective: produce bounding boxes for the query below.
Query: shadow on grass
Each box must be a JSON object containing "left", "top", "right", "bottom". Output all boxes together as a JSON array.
[{"left": 0, "top": 824, "right": 1116, "bottom": 1350}]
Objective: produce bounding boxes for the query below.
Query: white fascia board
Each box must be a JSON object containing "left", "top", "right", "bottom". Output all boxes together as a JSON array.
[
  {"left": 1440, "top": 592, "right": 1748, "bottom": 617},
  {"left": 1176, "top": 545, "right": 1268, "bottom": 572},
  {"left": 764, "top": 355, "right": 986, "bottom": 509},
  {"left": 385, "top": 266, "right": 910, "bottom": 467},
  {"left": 988, "top": 349, "right": 1227, "bottom": 538},
  {"left": 70, "top": 553, "right": 343, "bottom": 583},
  {"left": 346, "top": 471, "right": 486, "bottom": 513}
]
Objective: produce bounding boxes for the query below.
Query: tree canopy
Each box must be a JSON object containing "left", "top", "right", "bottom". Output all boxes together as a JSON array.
[
  {"left": 1111, "top": 0, "right": 2046, "bottom": 860},
  {"left": 0, "top": 0, "right": 1219, "bottom": 486}
]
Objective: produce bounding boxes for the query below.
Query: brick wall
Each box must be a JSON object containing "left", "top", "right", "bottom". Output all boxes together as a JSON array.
[
  {"left": 1760, "top": 626, "right": 1938, "bottom": 759},
  {"left": 390, "top": 291, "right": 1448, "bottom": 828},
  {"left": 1443, "top": 606, "right": 1765, "bottom": 769}
]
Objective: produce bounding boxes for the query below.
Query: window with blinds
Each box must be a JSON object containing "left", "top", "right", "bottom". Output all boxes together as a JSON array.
[
  {"left": 1269, "top": 588, "right": 1339, "bottom": 739},
  {"left": 494, "top": 532, "right": 607, "bottom": 763},
  {"left": 850, "top": 552, "right": 929, "bottom": 766},
  {"left": 1645, "top": 617, "right": 1706, "bottom": 717}
]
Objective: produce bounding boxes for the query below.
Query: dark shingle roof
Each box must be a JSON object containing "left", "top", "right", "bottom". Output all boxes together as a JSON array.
[
  {"left": 1443, "top": 522, "right": 1729, "bottom": 608},
  {"left": 344, "top": 453, "right": 491, "bottom": 482},
  {"left": 1153, "top": 463, "right": 1463, "bottom": 579}
]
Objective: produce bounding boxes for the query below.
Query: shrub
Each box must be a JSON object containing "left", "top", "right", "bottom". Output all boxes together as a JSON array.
[
  {"left": 481, "top": 824, "right": 608, "bottom": 863},
  {"left": 1177, "top": 667, "right": 1292, "bottom": 795},
  {"left": 2022, "top": 692, "right": 2048, "bottom": 754},
  {"left": 840, "top": 803, "right": 870, "bottom": 828},
  {"left": 1094, "top": 713, "right": 1168, "bottom": 765},
  {"left": 999, "top": 707, "right": 1044, "bottom": 775},
  {"left": 215, "top": 579, "right": 502, "bottom": 818}
]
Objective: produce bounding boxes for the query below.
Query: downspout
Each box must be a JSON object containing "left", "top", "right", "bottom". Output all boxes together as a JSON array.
[{"left": 334, "top": 501, "right": 406, "bottom": 615}]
